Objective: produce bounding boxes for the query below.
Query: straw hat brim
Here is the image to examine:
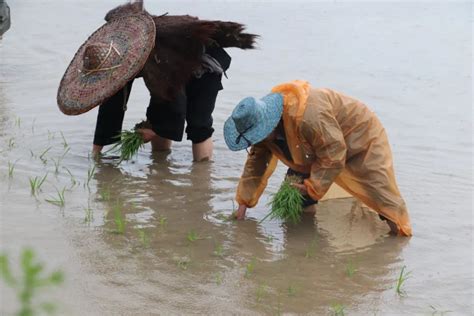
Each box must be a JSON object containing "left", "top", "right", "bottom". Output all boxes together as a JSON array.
[{"left": 57, "top": 13, "right": 156, "bottom": 115}]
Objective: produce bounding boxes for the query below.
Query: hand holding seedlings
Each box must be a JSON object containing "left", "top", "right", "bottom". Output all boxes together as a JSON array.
[{"left": 261, "top": 176, "right": 305, "bottom": 224}]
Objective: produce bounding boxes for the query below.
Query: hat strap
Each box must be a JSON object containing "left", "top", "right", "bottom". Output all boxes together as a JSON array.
[
  {"left": 235, "top": 124, "right": 253, "bottom": 148},
  {"left": 82, "top": 41, "right": 122, "bottom": 76}
]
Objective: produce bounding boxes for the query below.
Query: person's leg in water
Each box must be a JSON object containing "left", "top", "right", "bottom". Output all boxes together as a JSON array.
[
  {"left": 185, "top": 72, "right": 223, "bottom": 162},
  {"left": 286, "top": 168, "right": 318, "bottom": 212},
  {"left": 92, "top": 80, "right": 134, "bottom": 156},
  {"left": 146, "top": 90, "right": 187, "bottom": 153}
]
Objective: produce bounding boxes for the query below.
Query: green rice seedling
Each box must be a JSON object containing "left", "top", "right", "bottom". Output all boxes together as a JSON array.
[
  {"left": 99, "top": 188, "right": 111, "bottom": 201},
  {"left": 262, "top": 176, "right": 304, "bottom": 224},
  {"left": 52, "top": 149, "right": 69, "bottom": 175},
  {"left": 345, "top": 260, "right": 357, "bottom": 277},
  {"left": 8, "top": 160, "right": 18, "bottom": 178},
  {"left": 85, "top": 164, "right": 96, "bottom": 188},
  {"left": 305, "top": 236, "right": 318, "bottom": 258},
  {"left": 63, "top": 167, "right": 79, "bottom": 188},
  {"left": 137, "top": 229, "right": 150, "bottom": 248},
  {"left": 244, "top": 257, "right": 257, "bottom": 278},
  {"left": 187, "top": 230, "right": 202, "bottom": 243},
  {"left": 255, "top": 284, "right": 267, "bottom": 303},
  {"left": 60, "top": 131, "right": 68, "bottom": 148},
  {"left": 45, "top": 187, "right": 66, "bottom": 207},
  {"left": 112, "top": 204, "right": 126, "bottom": 234},
  {"left": 429, "top": 305, "right": 452, "bottom": 315},
  {"left": 29, "top": 174, "right": 47, "bottom": 196},
  {"left": 39, "top": 146, "right": 52, "bottom": 164},
  {"left": 395, "top": 265, "right": 411, "bottom": 297},
  {"left": 0, "top": 248, "right": 64, "bottom": 316},
  {"left": 8, "top": 137, "right": 15, "bottom": 149},
  {"left": 159, "top": 216, "right": 167, "bottom": 228},
  {"left": 287, "top": 285, "right": 297, "bottom": 297},
  {"left": 84, "top": 205, "right": 94, "bottom": 224},
  {"left": 15, "top": 116, "right": 21, "bottom": 128},
  {"left": 215, "top": 272, "right": 223, "bottom": 285},
  {"left": 330, "top": 303, "right": 346, "bottom": 316},
  {"left": 213, "top": 243, "right": 224, "bottom": 258},
  {"left": 109, "top": 129, "right": 144, "bottom": 161},
  {"left": 47, "top": 130, "right": 55, "bottom": 141},
  {"left": 176, "top": 257, "right": 190, "bottom": 270}
]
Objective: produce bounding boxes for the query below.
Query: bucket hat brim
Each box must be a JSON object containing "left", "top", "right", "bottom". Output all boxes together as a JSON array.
[
  {"left": 57, "top": 13, "right": 156, "bottom": 115},
  {"left": 224, "top": 93, "right": 283, "bottom": 151}
]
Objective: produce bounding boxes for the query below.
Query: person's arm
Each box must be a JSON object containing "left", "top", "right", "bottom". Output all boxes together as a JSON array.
[
  {"left": 235, "top": 143, "right": 278, "bottom": 218},
  {"left": 302, "top": 111, "right": 347, "bottom": 201}
]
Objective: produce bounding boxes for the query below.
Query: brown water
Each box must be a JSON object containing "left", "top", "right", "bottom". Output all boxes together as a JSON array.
[{"left": 0, "top": 1, "right": 472, "bottom": 315}]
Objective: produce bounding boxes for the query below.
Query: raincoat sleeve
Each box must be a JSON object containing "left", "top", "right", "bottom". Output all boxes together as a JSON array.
[
  {"left": 301, "top": 110, "right": 347, "bottom": 201},
  {"left": 236, "top": 143, "right": 278, "bottom": 207}
]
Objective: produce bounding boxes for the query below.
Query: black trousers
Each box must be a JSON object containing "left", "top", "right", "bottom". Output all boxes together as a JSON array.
[{"left": 93, "top": 72, "right": 223, "bottom": 146}]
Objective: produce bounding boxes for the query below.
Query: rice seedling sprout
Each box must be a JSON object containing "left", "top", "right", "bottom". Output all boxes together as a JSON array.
[
  {"left": 137, "top": 229, "right": 150, "bottom": 247},
  {"left": 85, "top": 164, "right": 96, "bottom": 188},
  {"left": 45, "top": 187, "right": 66, "bottom": 207},
  {"left": 213, "top": 243, "right": 224, "bottom": 258},
  {"left": 215, "top": 272, "right": 223, "bottom": 285},
  {"left": 112, "top": 204, "right": 126, "bottom": 234},
  {"left": 187, "top": 230, "right": 201, "bottom": 243},
  {"left": 0, "top": 248, "right": 64, "bottom": 316},
  {"left": 330, "top": 303, "right": 346, "bottom": 316},
  {"left": 429, "top": 304, "right": 452, "bottom": 315},
  {"left": 245, "top": 257, "right": 257, "bottom": 278},
  {"left": 8, "top": 137, "right": 15, "bottom": 149},
  {"left": 305, "top": 236, "right": 318, "bottom": 258},
  {"left": 345, "top": 260, "right": 357, "bottom": 277},
  {"left": 255, "top": 284, "right": 267, "bottom": 303},
  {"left": 8, "top": 160, "right": 18, "bottom": 178},
  {"left": 60, "top": 131, "right": 68, "bottom": 148},
  {"left": 395, "top": 265, "right": 411, "bottom": 296},
  {"left": 261, "top": 176, "right": 304, "bottom": 224},
  {"left": 84, "top": 205, "right": 94, "bottom": 224},
  {"left": 39, "top": 146, "right": 51, "bottom": 164},
  {"left": 29, "top": 174, "right": 48, "bottom": 196}
]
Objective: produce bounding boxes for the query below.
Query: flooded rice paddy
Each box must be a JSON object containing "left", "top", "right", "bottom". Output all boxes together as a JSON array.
[{"left": 0, "top": 1, "right": 472, "bottom": 315}]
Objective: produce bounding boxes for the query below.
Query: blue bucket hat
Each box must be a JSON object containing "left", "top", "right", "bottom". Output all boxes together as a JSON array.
[{"left": 224, "top": 93, "right": 283, "bottom": 151}]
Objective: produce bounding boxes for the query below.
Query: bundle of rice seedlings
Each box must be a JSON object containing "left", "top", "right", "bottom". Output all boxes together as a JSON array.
[
  {"left": 109, "top": 121, "right": 150, "bottom": 161},
  {"left": 261, "top": 176, "right": 304, "bottom": 224}
]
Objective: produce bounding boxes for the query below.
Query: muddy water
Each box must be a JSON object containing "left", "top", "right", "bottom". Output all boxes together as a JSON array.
[{"left": 0, "top": 0, "right": 472, "bottom": 315}]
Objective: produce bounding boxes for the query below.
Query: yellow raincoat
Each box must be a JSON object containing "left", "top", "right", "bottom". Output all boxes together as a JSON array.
[{"left": 236, "top": 80, "right": 412, "bottom": 236}]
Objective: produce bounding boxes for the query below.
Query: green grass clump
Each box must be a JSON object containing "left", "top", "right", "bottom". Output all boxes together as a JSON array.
[
  {"left": 110, "top": 129, "right": 144, "bottom": 161},
  {"left": 0, "top": 248, "right": 64, "bottom": 316},
  {"left": 262, "top": 176, "right": 304, "bottom": 224}
]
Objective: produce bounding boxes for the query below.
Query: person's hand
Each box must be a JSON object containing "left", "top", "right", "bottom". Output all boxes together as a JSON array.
[
  {"left": 234, "top": 204, "right": 247, "bottom": 220},
  {"left": 291, "top": 182, "right": 308, "bottom": 195},
  {"left": 136, "top": 128, "right": 157, "bottom": 143}
]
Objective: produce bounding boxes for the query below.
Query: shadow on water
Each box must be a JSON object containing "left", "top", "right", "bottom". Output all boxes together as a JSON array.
[{"left": 91, "top": 152, "right": 409, "bottom": 314}]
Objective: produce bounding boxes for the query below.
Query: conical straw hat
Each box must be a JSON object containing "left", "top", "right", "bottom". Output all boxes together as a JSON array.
[{"left": 57, "top": 13, "right": 155, "bottom": 115}]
